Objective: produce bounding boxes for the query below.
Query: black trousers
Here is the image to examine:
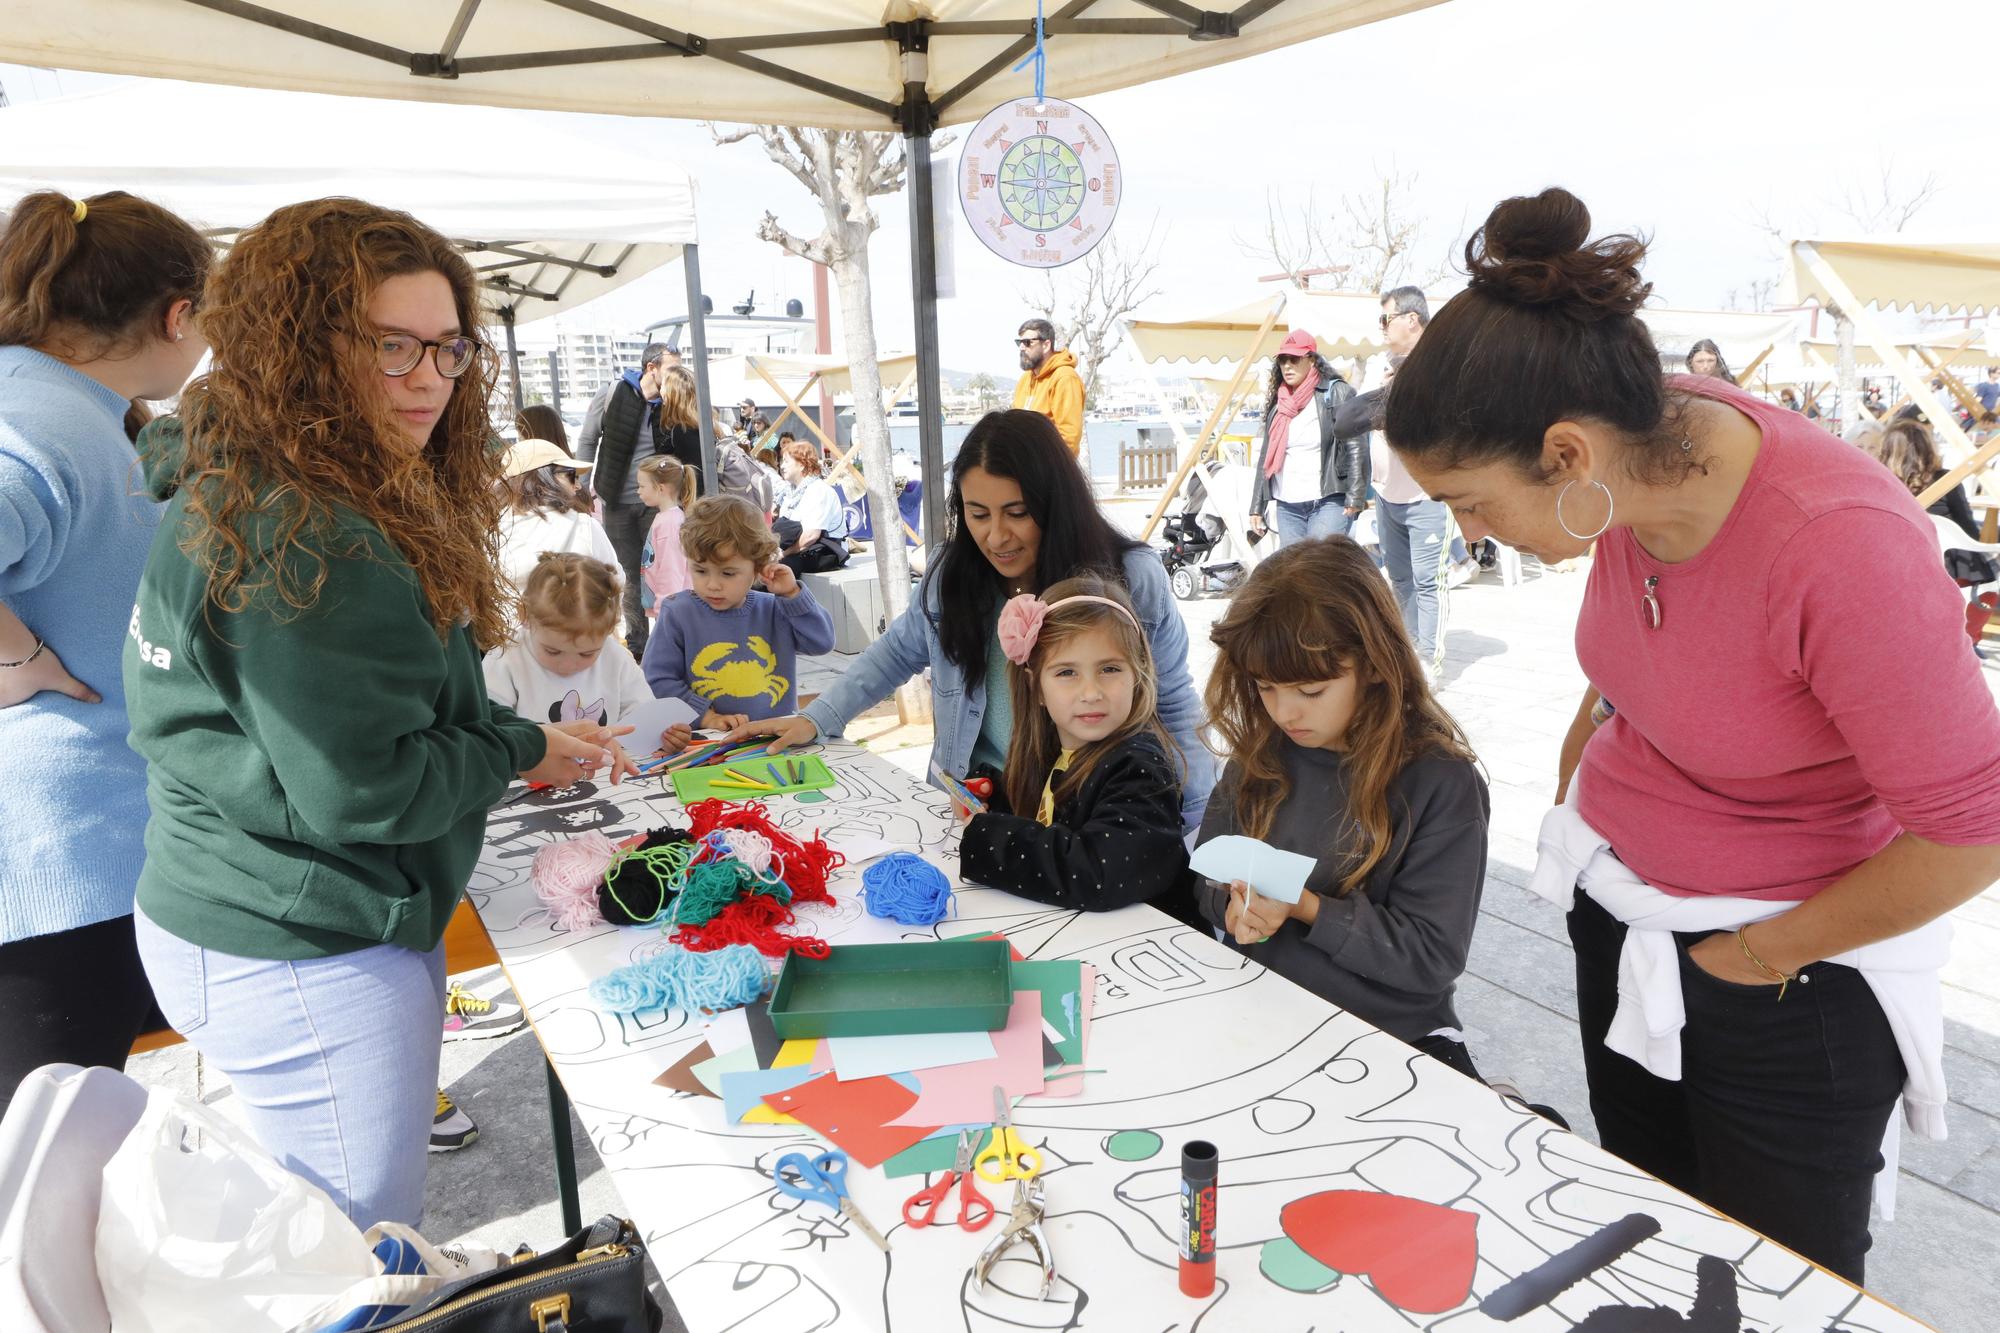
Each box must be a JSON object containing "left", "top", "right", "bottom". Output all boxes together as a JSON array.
[
  {"left": 1568, "top": 890, "right": 1904, "bottom": 1284},
  {"left": 771, "top": 517, "right": 848, "bottom": 576},
  {"left": 0, "top": 914, "right": 160, "bottom": 1120},
  {"left": 600, "top": 501, "right": 653, "bottom": 662}
]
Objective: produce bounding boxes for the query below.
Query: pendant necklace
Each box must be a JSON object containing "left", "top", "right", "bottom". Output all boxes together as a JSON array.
[{"left": 1641, "top": 431, "right": 1696, "bottom": 631}]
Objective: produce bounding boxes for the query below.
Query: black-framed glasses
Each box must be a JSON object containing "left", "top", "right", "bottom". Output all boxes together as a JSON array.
[
  {"left": 378, "top": 333, "right": 480, "bottom": 379},
  {"left": 1015, "top": 337, "right": 1046, "bottom": 347},
  {"left": 1378, "top": 311, "right": 1413, "bottom": 330}
]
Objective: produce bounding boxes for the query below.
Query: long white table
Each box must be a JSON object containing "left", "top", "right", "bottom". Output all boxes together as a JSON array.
[{"left": 469, "top": 740, "right": 1928, "bottom": 1332}]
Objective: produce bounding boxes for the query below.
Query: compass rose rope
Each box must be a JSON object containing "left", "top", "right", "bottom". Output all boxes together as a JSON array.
[{"left": 1011, "top": 0, "right": 1049, "bottom": 105}]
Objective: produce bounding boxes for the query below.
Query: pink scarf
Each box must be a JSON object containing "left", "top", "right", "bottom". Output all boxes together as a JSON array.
[{"left": 1262, "top": 364, "right": 1320, "bottom": 478}]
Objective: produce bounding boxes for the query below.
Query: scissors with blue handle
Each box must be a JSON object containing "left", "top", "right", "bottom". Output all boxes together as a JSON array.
[
  {"left": 772, "top": 1148, "right": 892, "bottom": 1252},
  {"left": 973, "top": 1086, "right": 1043, "bottom": 1185}
]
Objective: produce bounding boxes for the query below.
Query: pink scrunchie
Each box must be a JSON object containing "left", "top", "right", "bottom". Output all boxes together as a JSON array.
[{"left": 997, "top": 593, "right": 1050, "bottom": 666}]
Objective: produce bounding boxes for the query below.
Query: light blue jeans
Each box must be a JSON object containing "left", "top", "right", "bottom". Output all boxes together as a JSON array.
[
  {"left": 134, "top": 906, "right": 447, "bottom": 1227},
  {"left": 1272, "top": 494, "right": 1355, "bottom": 546},
  {"left": 1376, "top": 497, "right": 1453, "bottom": 667}
]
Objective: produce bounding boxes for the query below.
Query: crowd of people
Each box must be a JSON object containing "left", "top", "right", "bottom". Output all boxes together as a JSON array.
[{"left": 3, "top": 184, "right": 1999, "bottom": 1297}]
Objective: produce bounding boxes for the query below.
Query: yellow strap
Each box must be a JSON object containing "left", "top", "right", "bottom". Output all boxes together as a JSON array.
[{"left": 1035, "top": 751, "right": 1073, "bottom": 827}]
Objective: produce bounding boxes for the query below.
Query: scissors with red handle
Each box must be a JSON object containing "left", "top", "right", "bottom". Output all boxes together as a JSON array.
[{"left": 900, "top": 1129, "right": 995, "bottom": 1232}]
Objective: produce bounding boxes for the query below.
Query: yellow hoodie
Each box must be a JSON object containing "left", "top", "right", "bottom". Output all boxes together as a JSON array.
[{"left": 1011, "top": 349, "right": 1085, "bottom": 454}]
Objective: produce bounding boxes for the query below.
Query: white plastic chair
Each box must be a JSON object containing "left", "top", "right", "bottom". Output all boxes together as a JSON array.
[
  {"left": 0, "top": 1065, "right": 149, "bottom": 1333},
  {"left": 1928, "top": 512, "right": 2000, "bottom": 567}
]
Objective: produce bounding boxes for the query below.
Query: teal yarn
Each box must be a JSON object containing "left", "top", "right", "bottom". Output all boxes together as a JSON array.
[
  {"left": 589, "top": 944, "right": 770, "bottom": 1015},
  {"left": 673, "top": 860, "right": 792, "bottom": 928},
  {"left": 861, "top": 853, "right": 956, "bottom": 925}
]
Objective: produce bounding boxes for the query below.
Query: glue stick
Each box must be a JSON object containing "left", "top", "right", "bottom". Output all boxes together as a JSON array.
[{"left": 1178, "top": 1140, "right": 1218, "bottom": 1297}]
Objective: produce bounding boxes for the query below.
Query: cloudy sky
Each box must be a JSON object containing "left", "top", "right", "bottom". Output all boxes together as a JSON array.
[{"left": 4, "top": 0, "right": 1991, "bottom": 375}]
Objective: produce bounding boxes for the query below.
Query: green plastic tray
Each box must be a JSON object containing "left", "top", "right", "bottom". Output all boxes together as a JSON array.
[
  {"left": 669, "top": 753, "right": 835, "bottom": 804},
  {"left": 768, "top": 940, "right": 1014, "bottom": 1038}
]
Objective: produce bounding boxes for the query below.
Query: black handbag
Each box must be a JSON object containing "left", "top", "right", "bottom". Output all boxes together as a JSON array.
[{"left": 379, "top": 1215, "right": 663, "bottom": 1332}]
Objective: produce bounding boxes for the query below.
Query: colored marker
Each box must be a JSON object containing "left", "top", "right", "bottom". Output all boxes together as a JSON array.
[
  {"left": 1179, "top": 1140, "right": 1218, "bottom": 1298},
  {"left": 709, "top": 779, "right": 761, "bottom": 792},
  {"left": 767, "top": 761, "right": 785, "bottom": 787},
  {"left": 721, "top": 767, "right": 773, "bottom": 790}
]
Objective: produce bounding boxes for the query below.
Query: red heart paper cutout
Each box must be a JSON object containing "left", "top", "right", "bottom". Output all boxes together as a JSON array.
[{"left": 1279, "top": 1189, "right": 1478, "bottom": 1314}]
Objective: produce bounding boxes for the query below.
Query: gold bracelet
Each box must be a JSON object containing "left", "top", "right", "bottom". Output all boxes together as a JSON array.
[
  {"left": 0, "top": 636, "right": 47, "bottom": 670},
  {"left": 1735, "top": 925, "right": 1794, "bottom": 1001}
]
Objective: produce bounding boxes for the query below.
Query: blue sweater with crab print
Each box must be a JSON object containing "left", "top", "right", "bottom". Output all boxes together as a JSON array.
[{"left": 642, "top": 585, "right": 836, "bottom": 722}]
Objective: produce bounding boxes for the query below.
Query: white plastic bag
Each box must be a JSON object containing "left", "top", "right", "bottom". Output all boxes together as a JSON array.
[{"left": 95, "top": 1089, "right": 376, "bottom": 1333}]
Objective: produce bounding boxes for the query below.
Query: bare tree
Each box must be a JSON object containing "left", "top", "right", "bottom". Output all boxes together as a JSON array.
[
  {"left": 1237, "top": 168, "right": 1452, "bottom": 293},
  {"left": 1025, "top": 215, "right": 1166, "bottom": 408},
  {"left": 711, "top": 123, "right": 943, "bottom": 723}
]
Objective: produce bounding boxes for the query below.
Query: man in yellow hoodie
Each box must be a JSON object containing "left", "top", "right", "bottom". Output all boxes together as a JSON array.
[{"left": 1010, "top": 318, "right": 1085, "bottom": 455}]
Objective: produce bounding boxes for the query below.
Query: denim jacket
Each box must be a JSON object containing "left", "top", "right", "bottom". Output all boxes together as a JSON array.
[{"left": 801, "top": 547, "right": 1214, "bottom": 829}]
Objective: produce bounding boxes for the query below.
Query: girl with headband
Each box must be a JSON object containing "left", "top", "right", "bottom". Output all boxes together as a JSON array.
[{"left": 957, "top": 575, "right": 1195, "bottom": 923}]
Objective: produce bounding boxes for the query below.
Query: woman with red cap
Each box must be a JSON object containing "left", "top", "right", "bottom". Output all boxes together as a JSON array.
[{"left": 1249, "top": 328, "right": 1367, "bottom": 546}]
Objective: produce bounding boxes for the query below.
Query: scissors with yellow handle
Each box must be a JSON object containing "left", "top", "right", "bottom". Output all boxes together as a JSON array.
[{"left": 973, "top": 1085, "right": 1043, "bottom": 1184}]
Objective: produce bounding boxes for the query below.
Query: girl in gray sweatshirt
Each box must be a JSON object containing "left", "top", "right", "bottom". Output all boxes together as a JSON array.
[{"left": 1191, "top": 538, "right": 1491, "bottom": 1078}]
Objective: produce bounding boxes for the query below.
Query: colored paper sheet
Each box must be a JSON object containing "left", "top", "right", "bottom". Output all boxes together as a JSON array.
[
  {"left": 690, "top": 1046, "right": 758, "bottom": 1097},
  {"left": 701, "top": 1008, "right": 753, "bottom": 1058},
  {"left": 828, "top": 1029, "right": 996, "bottom": 1082},
  {"left": 882, "top": 1128, "right": 995, "bottom": 1179},
  {"left": 1189, "top": 833, "right": 1314, "bottom": 906},
  {"left": 1280, "top": 1190, "right": 1480, "bottom": 1315},
  {"left": 885, "top": 991, "right": 1046, "bottom": 1126},
  {"left": 743, "top": 998, "right": 784, "bottom": 1068},
  {"left": 720, "top": 1065, "right": 821, "bottom": 1123},
  {"left": 773, "top": 1039, "right": 818, "bottom": 1068},
  {"left": 1035, "top": 964, "right": 1096, "bottom": 1100},
  {"left": 761, "top": 1073, "right": 939, "bottom": 1167},
  {"left": 655, "top": 1041, "right": 719, "bottom": 1098},
  {"left": 1012, "top": 960, "right": 1085, "bottom": 1063}
]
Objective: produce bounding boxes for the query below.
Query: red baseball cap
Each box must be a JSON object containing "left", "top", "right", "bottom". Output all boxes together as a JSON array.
[{"left": 1278, "top": 329, "right": 1317, "bottom": 358}]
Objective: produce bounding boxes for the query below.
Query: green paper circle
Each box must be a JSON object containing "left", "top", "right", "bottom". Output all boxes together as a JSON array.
[
  {"left": 1260, "top": 1237, "right": 1341, "bottom": 1293},
  {"left": 1104, "top": 1130, "right": 1163, "bottom": 1161},
  {"left": 794, "top": 790, "right": 829, "bottom": 803}
]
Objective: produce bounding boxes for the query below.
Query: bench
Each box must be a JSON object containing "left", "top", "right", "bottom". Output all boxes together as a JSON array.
[{"left": 801, "top": 558, "right": 888, "bottom": 653}]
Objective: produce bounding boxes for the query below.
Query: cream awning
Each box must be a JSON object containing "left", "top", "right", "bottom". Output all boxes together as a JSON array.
[{"left": 1787, "top": 237, "right": 2000, "bottom": 314}]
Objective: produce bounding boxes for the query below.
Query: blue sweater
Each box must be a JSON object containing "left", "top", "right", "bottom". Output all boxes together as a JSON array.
[
  {"left": 642, "top": 587, "right": 836, "bottom": 721},
  {"left": 0, "top": 347, "right": 157, "bottom": 942}
]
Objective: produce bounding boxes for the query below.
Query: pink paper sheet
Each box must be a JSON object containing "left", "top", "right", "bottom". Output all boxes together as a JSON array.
[
  {"left": 1035, "top": 964, "right": 1094, "bottom": 1099},
  {"left": 886, "top": 991, "right": 1045, "bottom": 1126}
]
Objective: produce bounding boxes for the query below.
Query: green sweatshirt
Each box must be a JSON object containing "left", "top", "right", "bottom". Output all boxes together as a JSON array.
[{"left": 123, "top": 418, "right": 547, "bottom": 960}]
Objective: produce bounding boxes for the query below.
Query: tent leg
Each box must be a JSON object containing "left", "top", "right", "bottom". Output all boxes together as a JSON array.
[
  {"left": 905, "top": 118, "right": 947, "bottom": 552},
  {"left": 684, "top": 243, "right": 719, "bottom": 489},
  {"left": 501, "top": 308, "right": 523, "bottom": 415}
]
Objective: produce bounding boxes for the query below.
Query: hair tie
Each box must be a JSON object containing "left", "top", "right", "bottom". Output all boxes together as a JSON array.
[
  {"left": 996, "top": 591, "right": 1141, "bottom": 666},
  {"left": 70, "top": 198, "right": 87, "bottom": 224}
]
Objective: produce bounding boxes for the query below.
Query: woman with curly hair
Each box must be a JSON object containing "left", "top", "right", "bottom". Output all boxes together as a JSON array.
[{"left": 123, "top": 198, "right": 622, "bottom": 1226}]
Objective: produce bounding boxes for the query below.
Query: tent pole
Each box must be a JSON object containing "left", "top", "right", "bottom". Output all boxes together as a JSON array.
[
  {"left": 899, "top": 28, "right": 947, "bottom": 553},
  {"left": 683, "top": 243, "right": 719, "bottom": 490},
  {"left": 501, "top": 306, "right": 523, "bottom": 414}
]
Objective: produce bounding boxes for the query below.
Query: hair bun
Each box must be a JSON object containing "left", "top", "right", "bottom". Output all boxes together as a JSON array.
[{"left": 1464, "top": 188, "right": 1651, "bottom": 321}]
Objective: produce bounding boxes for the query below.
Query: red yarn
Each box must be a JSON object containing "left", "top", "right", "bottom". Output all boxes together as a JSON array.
[
  {"left": 684, "top": 798, "right": 846, "bottom": 906},
  {"left": 670, "top": 892, "right": 830, "bottom": 959}
]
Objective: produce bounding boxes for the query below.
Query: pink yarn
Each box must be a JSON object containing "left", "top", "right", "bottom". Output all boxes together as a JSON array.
[
  {"left": 717, "top": 828, "right": 778, "bottom": 878},
  {"left": 997, "top": 593, "right": 1050, "bottom": 665},
  {"left": 533, "top": 832, "right": 620, "bottom": 932}
]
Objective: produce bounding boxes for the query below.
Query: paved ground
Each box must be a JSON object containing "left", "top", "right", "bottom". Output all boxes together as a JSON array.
[{"left": 129, "top": 498, "right": 2000, "bottom": 1330}]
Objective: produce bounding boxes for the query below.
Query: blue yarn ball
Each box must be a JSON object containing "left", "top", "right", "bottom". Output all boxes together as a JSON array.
[{"left": 861, "top": 853, "right": 956, "bottom": 926}]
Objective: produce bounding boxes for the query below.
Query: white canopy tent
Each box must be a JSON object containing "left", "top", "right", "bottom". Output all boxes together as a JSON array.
[
  {"left": 0, "top": 0, "right": 1444, "bottom": 546},
  {"left": 1787, "top": 235, "right": 2000, "bottom": 475},
  {"left": 0, "top": 78, "right": 719, "bottom": 468}
]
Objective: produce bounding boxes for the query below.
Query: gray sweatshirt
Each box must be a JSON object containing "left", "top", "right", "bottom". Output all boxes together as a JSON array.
[{"left": 1193, "top": 744, "right": 1489, "bottom": 1042}]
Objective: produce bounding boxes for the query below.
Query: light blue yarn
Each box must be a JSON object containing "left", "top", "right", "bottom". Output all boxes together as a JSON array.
[{"left": 590, "top": 944, "right": 770, "bottom": 1015}]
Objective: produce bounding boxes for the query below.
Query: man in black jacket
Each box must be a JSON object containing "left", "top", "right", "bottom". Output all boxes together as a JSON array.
[
  {"left": 577, "top": 342, "right": 671, "bottom": 657},
  {"left": 1249, "top": 329, "right": 1365, "bottom": 545}
]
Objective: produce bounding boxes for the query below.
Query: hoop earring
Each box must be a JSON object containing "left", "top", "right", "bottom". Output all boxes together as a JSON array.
[{"left": 1555, "top": 479, "right": 1613, "bottom": 542}]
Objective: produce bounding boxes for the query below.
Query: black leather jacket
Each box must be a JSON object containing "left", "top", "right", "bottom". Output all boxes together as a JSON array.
[{"left": 1251, "top": 358, "right": 1365, "bottom": 515}]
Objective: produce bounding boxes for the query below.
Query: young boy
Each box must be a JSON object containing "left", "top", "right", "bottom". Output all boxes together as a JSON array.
[{"left": 642, "top": 495, "right": 837, "bottom": 730}]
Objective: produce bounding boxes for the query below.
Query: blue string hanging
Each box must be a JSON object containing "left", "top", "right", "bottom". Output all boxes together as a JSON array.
[
  {"left": 589, "top": 944, "right": 770, "bottom": 1016},
  {"left": 861, "top": 853, "right": 957, "bottom": 926},
  {"left": 1011, "top": 0, "right": 1048, "bottom": 106}
]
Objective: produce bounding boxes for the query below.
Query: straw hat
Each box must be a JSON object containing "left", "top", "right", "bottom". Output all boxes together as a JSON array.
[{"left": 502, "top": 438, "right": 591, "bottom": 478}]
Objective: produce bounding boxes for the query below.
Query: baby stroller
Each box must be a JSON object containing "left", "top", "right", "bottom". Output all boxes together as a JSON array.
[{"left": 1157, "top": 455, "right": 1270, "bottom": 599}]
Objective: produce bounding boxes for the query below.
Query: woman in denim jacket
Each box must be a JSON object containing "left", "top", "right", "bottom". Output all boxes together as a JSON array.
[{"left": 729, "top": 410, "right": 1212, "bottom": 828}]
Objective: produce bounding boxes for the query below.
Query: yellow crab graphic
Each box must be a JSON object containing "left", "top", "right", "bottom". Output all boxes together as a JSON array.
[{"left": 690, "top": 636, "right": 788, "bottom": 706}]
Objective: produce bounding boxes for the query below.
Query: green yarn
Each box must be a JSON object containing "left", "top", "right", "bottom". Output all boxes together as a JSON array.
[{"left": 673, "top": 860, "right": 792, "bottom": 927}]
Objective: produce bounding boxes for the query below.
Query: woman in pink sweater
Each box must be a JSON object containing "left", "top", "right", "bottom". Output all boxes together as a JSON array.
[{"left": 1382, "top": 188, "right": 2000, "bottom": 1285}]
